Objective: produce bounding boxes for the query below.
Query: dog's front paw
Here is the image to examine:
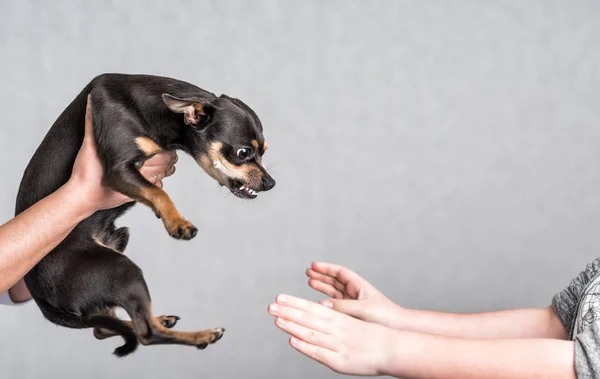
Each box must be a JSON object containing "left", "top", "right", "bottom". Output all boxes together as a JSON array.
[{"left": 165, "top": 218, "right": 198, "bottom": 240}]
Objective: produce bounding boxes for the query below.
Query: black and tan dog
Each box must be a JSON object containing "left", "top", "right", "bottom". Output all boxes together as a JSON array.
[{"left": 14, "top": 73, "right": 275, "bottom": 357}]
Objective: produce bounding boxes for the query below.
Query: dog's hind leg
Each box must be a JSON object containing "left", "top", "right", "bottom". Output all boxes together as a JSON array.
[
  {"left": 131, "top": 307, "right": 225, "bottom": 350},
  {"left": 87, "top": 315, "right": 138, "bottom": 357},
  {"left": 93, "top": 308, "right": 180, "bottom": 340},
  {"left": 118, "top": 278, "right": 224, "bottom": 350},
  {"left": 30, "top": 296, "right": 137, "bottom": 356}
]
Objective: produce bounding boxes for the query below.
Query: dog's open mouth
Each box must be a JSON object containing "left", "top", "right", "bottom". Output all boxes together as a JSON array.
[{"left": 229, "top": 179, "right": 258, "bottom": 199}]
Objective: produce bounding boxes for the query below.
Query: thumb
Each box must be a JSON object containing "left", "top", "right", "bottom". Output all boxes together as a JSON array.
[
  {"left": 83, "top": 94, "right": 96, "bottom": 147},
  {"left": 320, "top": 299, "right": 366, "bottom": 319}
]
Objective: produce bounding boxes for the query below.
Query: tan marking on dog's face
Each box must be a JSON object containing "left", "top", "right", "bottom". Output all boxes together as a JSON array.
[
  {"left": 251, "top": 140, "right": 259, "bottom": 149},
  {"left": 196, "top": 142, "right": 264, "bottom": 189},
  {"left": 135, "top": 137, "right": 162, "bottom": 156},
  {"left": 263, "top": 141, "right": 268, "bottom": 151}
]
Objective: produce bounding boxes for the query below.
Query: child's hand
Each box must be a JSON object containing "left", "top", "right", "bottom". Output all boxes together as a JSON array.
[
  {"left": 268, "top": 294, "right": 396, "bottom": 376},
  {"left": 268, "top": 294, "right": 577, "bottom": 379},
  {"left": 307, "top": 262, "right": 405, "bottom": 329}
]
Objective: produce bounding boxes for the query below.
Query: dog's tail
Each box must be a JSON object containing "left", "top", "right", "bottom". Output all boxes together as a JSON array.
[{"left": 88, "top": 316, "right": 138, "bottom": 357}]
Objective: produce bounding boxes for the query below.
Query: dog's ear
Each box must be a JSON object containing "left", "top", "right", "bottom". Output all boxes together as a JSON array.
[{"left": 162, "top": 94, "right": 209, "bottom": 127}]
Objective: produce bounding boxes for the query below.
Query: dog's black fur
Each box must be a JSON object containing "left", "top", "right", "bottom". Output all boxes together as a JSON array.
[{"left": 14, "top": 73, "right": 275, "bottom": 357}]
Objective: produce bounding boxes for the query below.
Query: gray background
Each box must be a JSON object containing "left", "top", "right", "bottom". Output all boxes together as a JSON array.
[{"left": 1, "top": 1, "right": 599, "bottom": 378}]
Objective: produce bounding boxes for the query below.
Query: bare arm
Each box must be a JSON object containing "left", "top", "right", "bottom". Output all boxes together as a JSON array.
[
  {"left": 384, "top": 331, "right": 576, "bottom": 379},
  {"left": 1, "top": 95, "right": 176, "bottom": 303},
  {"left": 307, "top": 261, "right": 568, "bottom": 340},
  {"left": 394, "top": 305, "right": 568, "bottom": 340},
  {"left": 268, "top": 293, "right": 577, "bottom": 379}
]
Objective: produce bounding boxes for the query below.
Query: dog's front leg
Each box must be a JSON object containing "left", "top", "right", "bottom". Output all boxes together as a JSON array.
[{"left": 103, "top": 165, "right": 198, "bottom": 240}]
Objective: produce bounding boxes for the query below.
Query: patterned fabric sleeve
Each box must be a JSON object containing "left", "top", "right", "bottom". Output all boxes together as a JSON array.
[
  {"left": 574, "top": 322, "right": 600, "bottom": 379},
  {"left": 552, "top": 257, "right": 600, "bottom": 338},
  {"left": 552, "top": 257, "right": 600, "bottom": 378}
]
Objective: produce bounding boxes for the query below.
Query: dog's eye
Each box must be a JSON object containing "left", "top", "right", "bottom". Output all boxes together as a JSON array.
[{"left": 237, "top": 148, "right": 251, "bottom": 160}]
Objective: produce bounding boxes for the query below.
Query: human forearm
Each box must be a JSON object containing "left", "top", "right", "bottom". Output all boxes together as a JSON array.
[
  {"left": 307, "top": 262, "right": 568, "bottom": 340},
  {"left": 384, "top": 330, "right": 576, "bottom": 379},
  {"left": 0, "top": 181, "right": 93, "bottom": 295},
  {"left": 393, "top": 305, "right": 568, "bottom": 340},
  {"left": 0, "top": 96, "right": 177, "bottom": 303}
]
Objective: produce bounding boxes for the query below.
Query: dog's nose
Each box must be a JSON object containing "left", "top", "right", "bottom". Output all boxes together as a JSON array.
[{"left": 262, "top": 176, "right": 276, "bottom": 191}]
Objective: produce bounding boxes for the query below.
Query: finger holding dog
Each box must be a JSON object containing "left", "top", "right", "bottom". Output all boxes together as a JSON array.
[
  {"left": 139, "top": 152, "right": 177, "bottom": 188},
  {"left": 143, "top": 150, "right": 177, "bottom": 168},
  {"left": 71, "top": 95, "right": 179, "bottom": 212}
]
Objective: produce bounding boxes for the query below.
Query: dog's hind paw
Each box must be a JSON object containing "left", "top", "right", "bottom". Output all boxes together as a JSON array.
[
  {"left": 157, "top": 315, "right": 180, "bottom": 329},
  {"left": 195, "top": 328, "right": 225, "bottom": 350}
]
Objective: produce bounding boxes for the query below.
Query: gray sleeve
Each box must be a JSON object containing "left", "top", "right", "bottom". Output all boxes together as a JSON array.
[
  {"left": 574, "top": 322, "right": 600, "bottom": 379},
  {"left": 551, "top": 257, "right": 600, "bottom": 336}
]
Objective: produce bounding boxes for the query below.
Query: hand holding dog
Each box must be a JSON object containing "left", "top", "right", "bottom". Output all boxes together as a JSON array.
[{"left": 69, "top": 95, "right": 178, "bottom": 215}]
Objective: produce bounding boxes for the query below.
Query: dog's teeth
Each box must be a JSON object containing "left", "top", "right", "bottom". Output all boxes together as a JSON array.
[{"left": 240, "top": 185, "right": 245, "bottom": 190}]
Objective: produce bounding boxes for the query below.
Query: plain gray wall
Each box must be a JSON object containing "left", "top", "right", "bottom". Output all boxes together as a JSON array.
[{"left": 1, "top": 1, "right": 600, "bottom": 378}]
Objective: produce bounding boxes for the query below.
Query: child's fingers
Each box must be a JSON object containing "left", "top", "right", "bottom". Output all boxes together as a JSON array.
[
  {"left": 308, "top": 279, "right": 345, "bottom": 299},
  {"left": 275, "top": 317, "right": 338, "bottom": 352},
  {"left": 274, "top": 294, "right": 334, "bottom": 320},
  {"left": 311, "top": 262, "right": 365, "bottom": 287},
  {"left": 268, "top": 303, "right": 332, "bottom": 334},
  {"left": 306, "top": 269, "right": 346, "bottom": 293},
  {"left": 307, "top": 268, "right": 347, "bottom": 293},
  {"left": 320, "top": 299, "right": 368, "bottom": 321}
]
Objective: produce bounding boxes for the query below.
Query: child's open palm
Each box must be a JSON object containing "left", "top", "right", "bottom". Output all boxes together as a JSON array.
[{"left": 306, "top": 262, "right": 405, "bottom": 330}]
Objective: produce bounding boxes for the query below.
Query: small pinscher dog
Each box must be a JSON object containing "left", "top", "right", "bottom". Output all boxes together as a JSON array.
[{"left": 14, "top": 73, "right": 276, "bottom": 357}]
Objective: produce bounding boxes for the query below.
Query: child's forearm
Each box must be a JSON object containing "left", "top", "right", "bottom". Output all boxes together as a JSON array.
[
  {"left": 384, "top": 330, "right": 576, "bottom": 379},
  {"left": 394, "top": 305, "right": 568, "bottom": 340}
]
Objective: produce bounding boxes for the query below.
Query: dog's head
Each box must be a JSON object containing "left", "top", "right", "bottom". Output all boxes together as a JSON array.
[{"left": 162, "top": 93, "right": 275, "bottom": 199}]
